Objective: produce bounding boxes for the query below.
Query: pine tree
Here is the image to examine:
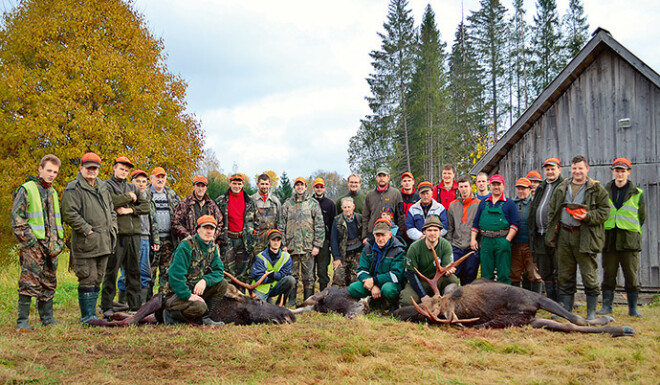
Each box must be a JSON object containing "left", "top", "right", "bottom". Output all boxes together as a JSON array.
[
  {"left": 562, "top": 0, "right": 590, "bottom": 58},
  {"left": 508, "top": 0, "right": 532, "bottom": 120},
  {"left": 275, "top": 172, "right": 293, "bottom": 202},
  {"left": 531, "top": 0, "right": 563, "bottom": 95}
]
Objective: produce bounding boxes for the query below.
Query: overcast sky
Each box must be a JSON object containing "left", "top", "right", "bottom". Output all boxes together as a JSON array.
[{"left": 130, "top": 0, "right": 660, "bottom": 181}]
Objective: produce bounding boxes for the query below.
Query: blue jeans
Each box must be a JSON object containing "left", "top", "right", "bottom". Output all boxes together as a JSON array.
[
  {"left": 118, "top": 238, "right": 151, "bottom": 290},
  {"left": 453, "top": 246, "right": 480, "bottom": 285}
]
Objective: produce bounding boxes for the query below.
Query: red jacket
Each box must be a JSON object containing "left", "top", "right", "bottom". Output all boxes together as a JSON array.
[{"left": 434, "top": 180, "right": 458, "bottom": 210}]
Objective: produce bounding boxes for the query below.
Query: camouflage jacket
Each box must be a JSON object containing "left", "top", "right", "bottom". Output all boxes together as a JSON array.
[
  {"left": 171, "top": 194, "right": 223, "bottom": 243},
  {"left": 11, "top": 177, "right": 65, "bottom": 255},
  {"left": 215, "top": 189, "right": 256, "bottom": 253},
  {"left": 165, "top": 234, "right": 225, "bottom": 300},
  {"left": 279, "top": 192, "right": 325, "bottom": 254},
  {"left": 330, "top": 212, "right": 363, "bottom": 261},
  {"left": 250, "top": 192, "right": 282, "bottom": 252},
  {"left": 149, "top": 186, "right": 181, "bottom": 244}
]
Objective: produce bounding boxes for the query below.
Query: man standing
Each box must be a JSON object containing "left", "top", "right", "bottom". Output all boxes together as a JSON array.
[
  {"left": 336, "top": 174, "right": 366, "bottom": 214},
  {"left": 280, "top": 177, "right": 325, "bottom": 305},
  {"left": 400, "top": 217, "right": 458, "bottom": 307},
  {"left": 172, "top": 175, "right": 223, "bottom": 243},
  {"left": 216, "top": 174, "right": 256, "bottom": 282},
  {"left": 598, "top": 157, "right": 646, "bottom": 317},
  {"left": 251, "top": 173, "right": 282, "bottom": 256},
  {"left": 330, "top": 197, "right": 363, "bottom": 287},
  {"left": 362, "top": 167, "right": 403, "bottom": 245},
  {"left": 475, "top": 172, "right": 491, "bottom": 201},
  {"left": 311, "top": 177, "right": 336, "bottom": 291},
  {"left": 510, "top": 178, "right": 542, "bottom": 292},
  {"left": 398, "top": 172, "right": 419, "bottom": 244},
  {"left": 526, "top": 170, "right": 543, "bottom": 195},
  {"left": 405, "top": 181, "right": 448, "bottom": 241},
  {"left": 546, "top": 155, "right": 609, "bottom": 319},
  {"left": 163, "top": 215, "right": 227, "bottom": 326},
  {"left": 250, "top": 229, "right": 296, "bottom": 304},
  {"left": 348, "top": 218, "right": 405, "bottom": 307},
  {"left": 528, "top": 157, "right": 564, "bottom": 301},
  {"left": 470, "top": 175, "right": 520, "bottom": 285},
  {"left": 62, "top": 152, "right": 117, "bottom": 323},
  {"left": 12, "top": 155, "right": 65, "bottom": 329},
  {"left": 446, "top": 175, "right": 481, "bottom": 285},
  {"left": 100, "top": 156, "right": 151, "bottom": 315},
  {"left": 149, "top": 167, "right": 181, "bottom": 295},
  {"left": 434, "top": 164, "right": 458, "bottom": 210}
]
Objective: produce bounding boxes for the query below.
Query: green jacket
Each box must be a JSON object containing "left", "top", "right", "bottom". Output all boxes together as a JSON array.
[
  {"left": 104, "top": 176, "right": 151, "bottom": 235},
  {"left": 545, "top": 177, "right": 610, "bottom": 254},
  {"left": 356, "top": 236, "right": 406, "bottom": 286},
  {"left": 335, "top": 190, "right": 366, "bottom": 214},
  {"left": 405, "top": 237, "right": 454, "bottom": 279},
  {"left": 603, "top": 180, "right": 646, "bottom": 252},
  {"left": 279, "top": 192, "right": 325, "bottom": 254},
  {"left": 528, "top": 176, "right": 564, "bottom": 236},
  {"left": 166, "top": 234, "right": 225, "bottom": 301},
  {"left": 61, "top": 173, "right": 118, "bottom": 259},
  {"left": 216, "top": 189, "right": 256, "bottom": 254}
]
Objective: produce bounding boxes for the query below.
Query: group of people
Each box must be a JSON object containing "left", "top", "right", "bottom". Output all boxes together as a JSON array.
[{"left": 12, "top": 152, "right": 645, "bottom": 329}]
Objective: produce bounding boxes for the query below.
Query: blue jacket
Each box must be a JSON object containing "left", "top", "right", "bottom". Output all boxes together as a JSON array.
[
  {"left": 405, "top": 199, "right": 448, "bottom": 240},
  {"left": 250, "top": 247, "right": 292, "bottom": 284}
]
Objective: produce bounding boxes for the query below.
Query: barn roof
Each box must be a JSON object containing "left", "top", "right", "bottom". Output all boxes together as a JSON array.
[{"left": 470, "top": 27, "right": 660, "bottom": 175}]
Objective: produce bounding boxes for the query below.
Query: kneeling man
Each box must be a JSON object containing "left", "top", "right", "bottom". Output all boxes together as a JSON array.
[
  {"left": 250, "top": 229, "right": 296, "bottom": 304},
  {"left": 348, "top": 218, "right": 405, "bottom": 305},
  {"left": 163, "top": 215, "right": 227, "bottom": 325},
  {"left": 400, "top": 216, "right": 458, "bottom": 307}
]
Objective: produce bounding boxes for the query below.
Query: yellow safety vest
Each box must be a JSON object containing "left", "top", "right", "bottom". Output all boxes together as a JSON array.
[
  {"left": 251, "top": 250, "right": 290, "bottom": 294},
  {"left": 22, "top": 181, "right": 64, "bottom": 239},
  {"left": 604, "top": 187, "right": 642, "bottom": 233}
]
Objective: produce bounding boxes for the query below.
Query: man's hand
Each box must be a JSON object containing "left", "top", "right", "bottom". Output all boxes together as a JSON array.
[
  {"left": 470, "top": 239, "right": 479, "bottom": 251},
  {"left": 193, "top": 279, "right": 206, "bottom": 296},
  {"left": 87, "top": 229, "right": 94, "bottom": 236},
  {"left": 371, "top": 285, "right": 381, "bottom": 299},
  {"left": 446, "top": 267, "right": 456, "bottom": 275},
  {"left": 363, "top": 278, "right": 374, "bottom": 290},
  {"left": 362, "top": 238, "right": 368, "bottom": 246},
  {"left": 188, "top": 294, "right": 204, "bottom": 303},
  {"left": 282, "top": 247, "right": 287, "bottom": 252},
  {"left": 152, "top": 244, "right": 161, "bottom": 251},
  {"left": 116, "top": 207, "right": 133, "bottom": 215},
  {"left": 311, "top": 247, "right": 320, "bottom": 257},
  {"left": 332, "top": 259, "right": 342, "bottom": 270},
  {"left": 128, "top": 191, "right": 137, "bottom": 202},
  {"left": 573, "top": 211, "right": 587, "bottom": 221}
]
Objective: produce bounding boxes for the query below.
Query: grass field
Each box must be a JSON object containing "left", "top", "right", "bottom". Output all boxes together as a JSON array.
[{"left": 1, "top": 250, "right": 659, "bottom": 384}]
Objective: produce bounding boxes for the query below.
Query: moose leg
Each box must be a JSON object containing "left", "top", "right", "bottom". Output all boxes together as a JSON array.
[
  {"left": 537, "top": 296, "right": 616, "bottom": 326},
  {"left": 530, "top": 318, "right": 634, "bottom": 337}
]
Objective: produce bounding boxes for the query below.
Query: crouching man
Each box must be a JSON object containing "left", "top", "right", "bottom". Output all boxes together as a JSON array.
[
  {"left": 163, "top": 215, "right": 228, "bottom": 326},
  {"left": 250, "top": 229, "right": 296, "bottom": 304},
  {"left": 400, "top": 216, "right": 458, "bottom": 307},
  {"left": 348, "top": 218, "right": 405, "bottom": 308}
]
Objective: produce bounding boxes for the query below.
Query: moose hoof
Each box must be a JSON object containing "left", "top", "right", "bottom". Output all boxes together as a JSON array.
[{"left": 622, "top": 326, "right": 635, "bottom": 336}]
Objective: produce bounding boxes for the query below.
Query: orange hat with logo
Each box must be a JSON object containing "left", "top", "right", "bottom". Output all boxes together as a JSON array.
[
  {"left": 151, "top": 167, "right": 166, "bottom": 176},
  {"left": 229, "top": 173, "right": 245, "bottom": 182},
  {"left": 515, "top": 177, "right": 532, "bottom": 188},
  {"left": 313, "top": 177, "right": 325, "bottom": 187},
  {"left": 196, "top": 215, "right": 217, "bottom": 228},
  {"left": 114, "top": 156, "right": 134, "bottom": 168},
  {"left": 130, "top": 169, "right": 148, "bottom": 179},
  {"left": 400, "top": 172, "right": 414, "bottom": 180},
  {"left": 80, "top": 152, "right": 102, "bottom": 167},
  {"left": 611, "top": 157, "right": 632, "bottom": 169},
  {"left": 543, "top": 157, "right": 561, "bottom": 167},
  {"left": 525, "top": 171, "right": 542, "bottom": 182},
  {"left": 294, "top": 177, "right": 307, "bottom": 186},
  {"left": 192, "top": 175, "right": 208, "bottom": 186},
  {"left": 417, "top": 181, "right": 433, "bottom": 193},
  {"left": 373, "top": 218, "right": 392, "bottom": 234}
]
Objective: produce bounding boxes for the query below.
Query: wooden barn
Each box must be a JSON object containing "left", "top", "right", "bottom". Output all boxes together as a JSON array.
[{"left": 470, "top": 28, "right": 660, "bottom": 291}]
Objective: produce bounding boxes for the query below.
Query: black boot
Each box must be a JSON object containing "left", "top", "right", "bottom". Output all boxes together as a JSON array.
[
  {"left": 597, "top": 290, "right": 614, "bottom": 315},
  {"left": 201, "top": 297, "right": 225, "bottom": 326},
  {"left": 530, "top": 282, "right": 543, "bottom": 294},
  {"left": 38, "top": 299, "right": 60, "bottom": 326},
  {"left": 545, "top": 281, "right": 558, "bottom": 302},
  {"left": 118, "top": 290, "right": 126, "bottom": 305},
  {"left": 78, "top": 288, "right": 100, "bottom": 323},
  {"left": 162, "top": 309, "right": 188, "bottom": 325},
  {"left": 559, "top": 294, "right": 574, "bottom": 313},
  {"left": 627, "top": 291, "right": 642, "bottom": 317},
  {"left": 286, "top": 285, "right": 298, "bottom": 307},
  {"left": 511, "top": 281, "right": 521, "bottom": 287},
  {"left": 586, "top": 295, "right": 598, "bottom": 321},
  {"left": 17, "top": 295, "right": 33, "bottom": 330}
]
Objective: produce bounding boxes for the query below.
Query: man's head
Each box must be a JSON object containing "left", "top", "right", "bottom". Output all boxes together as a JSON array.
[
  {"left": 294, "top": 177, "right": 307, "bottom": 195},
  {"left": 340, "top": 197, "right": 355, "bottom": 218},
  {"left": 400, "top": 172, "right": 414, "bottom": 191},
  {"left": 489, "top": 174, "right": 505, "bottom": 197},
  {"left": 525, "top": 170, "right": 542, "bottom": 193},
  {"left": 313, "top": 177, "right": 326, "bottom": 196},
  {"left": 113, "top": 156, "right": 133, "bottom": 180},
  {"left": 347, "top": 174, "right": 361, "bottom": 193},
  {"left": 476, "top": 172, "right": 489, "bottom": 193},
  {"left": 543, "top": 157, "right": 561, "bottom": 183},
  {"left": 372, "top": 218, "right": 392, "bottom": 248},
  {"left": 457, "top": 175, "right": 472, "bottom": 200},
  {"left": 229, "top": 174, "right": 245, "bottom": 194},
  {"left": 376, "top": 167, "right": 390, "bottom": 188},
  {"left": 441, "top": 164, "right": 455, "bottom": 184},
  {"left": 570, "top": 155, "right": 590, "bottom": 183},
  {"left": 267, "top": 229, "right": 283, "bottom": 253},
  {"left": 417, "top": 181, "right": 434, "bottom": 205},
  {"left": 38, "top": 154, "right": 61, "bottom": 184},
  {"left": 150, "top": 167, "right": 167, "bottom": 192},
  {"left": 422, "top": 216, "right": 443, "bottom": 244},
  {"left": 515, "top": 177, "right": 532, "bottom": 199},
  {"left": 196, "top": 215, "right": 217, "bottom": 243},
  {"left": 131, "top": 169, "right": 149, "bottom": 193},
  {"left": 611, "top": 157, "right": 632, "bottom": 185},
  {"left": 257, "top": 173, "right": 271, "bottom": 195},
  {"left": 192, "top": 175, "right": 208, "bottom": 200},
  {"left": 380, "top": 206, "right": 395, "bottom": 221},
  {"left": 79, "top": 152, "right": 102, "bottom": 183}
]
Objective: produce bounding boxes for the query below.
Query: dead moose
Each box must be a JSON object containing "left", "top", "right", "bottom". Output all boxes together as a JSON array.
[
  {"left": 393, "top": 249, "right": 635, "bottom": 337},
  {"left": 291, "top": 286, "right": 370, "bottom": 318},
  {"left": 90, "top": 272, "right": 295, "bottom": 327}
]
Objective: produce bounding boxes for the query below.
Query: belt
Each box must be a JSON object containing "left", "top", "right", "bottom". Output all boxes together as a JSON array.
[
  {"left": 480, "top": 229, "right": 509, "bottom": 238},
  {"left": 561, "top": 224, "right": 581, "bottom": 233},
  {"left": 228, "top": 231, "right": 243, "bottom": 239}
]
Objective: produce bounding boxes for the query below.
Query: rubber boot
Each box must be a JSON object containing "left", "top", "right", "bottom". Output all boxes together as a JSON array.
[
  {"left": 38, "top": 299, "right": 60, "bottom": 326},
  {"left": 162, "top": 309, "right": 188, "bottom": 325},
  {"left": 627, "top": 292, "right": 643, "bottom": 317},
  {"left": 118, "top": 290, "right": 126, "bottom": 305},
  {"left": 530, "top": 282, "right": 543, "bottom": 294},
  {"left": 545, "top": 281, "right": 558, "bottom": 302},
  {"left": 586, "top": 295, "right": 598, "bottom": 321},
  {"left": 140, "top": 287, "right": 151, "bottom": 305},
  {"left": 78, "top": 289, "right": 100, "bottom": 323},
  {"left": 559, "top": 294, "right": 574, "bottom": 313},
  {"left": 286, "top": 285, "right": 297, "bottom": 307},
  {"left": 17, "top": 295, "right": 33, "bottom": 330},
  {"left": 303, "top": 288, "right": 314, "bottom": 303},
  {"left": 511, "top": 281, "right": 521, "bottom": 287},
  {"left": 201, "top": 297, "right": 225, "bottom": 326},
  {"left": 596, "top": 290, "right": 614, "bottom": 315}
]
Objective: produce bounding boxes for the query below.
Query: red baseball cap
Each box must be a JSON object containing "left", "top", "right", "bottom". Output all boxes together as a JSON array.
[
  {"left": 543, "top": 157, "right": 561, "bottom": 167},
  {"left": 80, "top": 152, "right": 102, "bottom": 167},
  {"left": 114, "top": 156, "right": 134, "bottom": 168},
  {"left": 192, "top": 175, "right": 208, "bottom": 186},
  {"left": 611, "top": 157, "right": 632, "bottom": 169},
  {"left": 400, "top": 172, "right": 414, "bottom": 180},
  {"left": 490, "top": 174, "right": 505, "bottom": 184}
]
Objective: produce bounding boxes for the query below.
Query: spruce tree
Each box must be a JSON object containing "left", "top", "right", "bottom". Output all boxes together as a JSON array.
[
  {"left": 562, "top": 0, "right": 590, "bottom": 58},
  {"left": 508, "top": 0, "right": 532, "bottom": 120},
  {"left": 275, "top": 172, "right": 293, "bottom": 202},
  {"left": 531, "top": 0, "right": 563, "bottom": 95}
]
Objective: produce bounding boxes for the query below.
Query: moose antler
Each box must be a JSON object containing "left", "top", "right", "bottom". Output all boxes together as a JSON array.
[
  {"left": 410, "top": 298, "right": 480, "bottom": 325},
  {"left": 413, "top": 248, "right": 475, "bottom": 297},
  {"left": 224, "top": 271, "right": 272, "bottom": 298}
]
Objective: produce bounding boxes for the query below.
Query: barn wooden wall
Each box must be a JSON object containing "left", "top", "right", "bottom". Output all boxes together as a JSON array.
[{"left": 497, "top": 49, "right": 660, "bottom": 290}]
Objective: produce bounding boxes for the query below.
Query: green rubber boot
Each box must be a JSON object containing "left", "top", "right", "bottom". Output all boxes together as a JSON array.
[
  {"left": 78, "top": 289, "right": 100, "bottom": 324},
  {"left": 627, "top": 292, "right": 643, "bottom": 317},
  {"left": 596, "top": 290, "right": 613, "bottom": 315},
  {"left": 17, "top": 295, "right": 33, "bottom": 330},
  {"left": 586, "top": 295, "right": 598, "bottom": 321},
  {"left": 38, "top": 299, "right": 60, "bottom": 326}
]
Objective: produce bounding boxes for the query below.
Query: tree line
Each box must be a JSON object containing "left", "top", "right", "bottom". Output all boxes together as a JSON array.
[{"left": 349, "top": 0, "right": 589, "bottom": 185}]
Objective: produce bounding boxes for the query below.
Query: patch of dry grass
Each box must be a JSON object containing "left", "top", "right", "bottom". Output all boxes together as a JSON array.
[{"left": 0, "top": 252, "right": 659, "bottom": 384}]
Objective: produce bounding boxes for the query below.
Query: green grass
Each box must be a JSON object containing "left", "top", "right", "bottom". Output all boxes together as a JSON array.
[{"left": 0, "top": 249, "right": 659, "bottom": 384}]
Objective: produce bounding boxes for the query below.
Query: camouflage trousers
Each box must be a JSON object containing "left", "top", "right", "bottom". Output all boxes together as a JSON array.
[
  {"left": 18, "top": 245, "right": 59, "bottom": 301},
  {"left": 291, "top": 252, "right": 315, "bottom": 290},
  {"left": 151, "top": 237, "right": 175, "bottom": 294},
  {"left": 331, "top": 248, "right": 362, "bottom": 287},
  {"left": 164, "top": 279, "right": 228, "bottom": 320},
  {"left": 223, "top": 238, "right": 253, "bottom": 283}
]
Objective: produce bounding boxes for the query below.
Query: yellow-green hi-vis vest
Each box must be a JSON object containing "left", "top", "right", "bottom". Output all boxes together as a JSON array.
[
  {"left": 23, "top": 181, "right": 64, "bottom": 239},
  {"left": 252, "top": 251, "right": 290, "bottom": 294},
  {"left": 604, "top": 187, "right": 642, "bottom": 233}
]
